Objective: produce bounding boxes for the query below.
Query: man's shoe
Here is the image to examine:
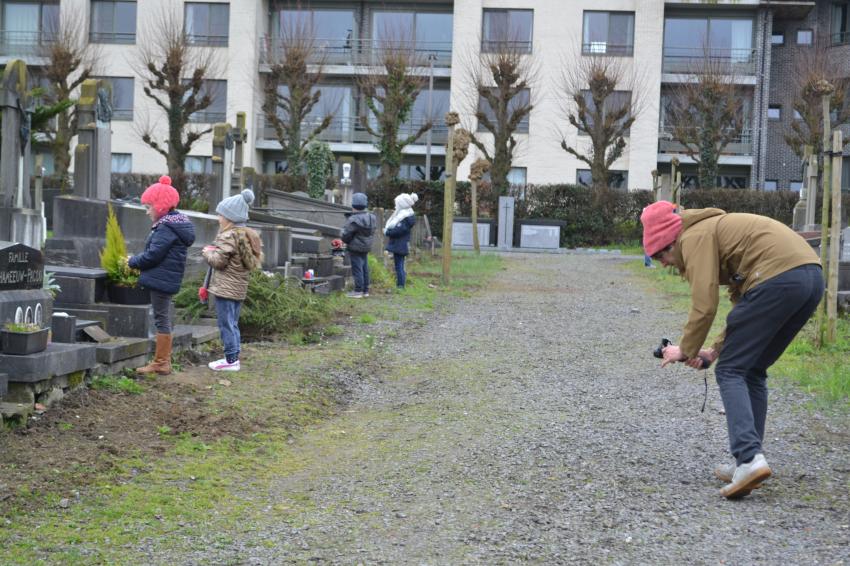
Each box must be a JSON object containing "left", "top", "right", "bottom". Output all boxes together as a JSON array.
[
  {"left": 346, "top": 291, "right": 363, "bottom": 298},
  {"left": 208, "top": 358, "right": 240, "bottom": 372},
  {"left": 720, "top": 454, "right": 771, "bottom": 499},
  {"left": 714, "top": 461, "right": 736, "bottom": 483}
]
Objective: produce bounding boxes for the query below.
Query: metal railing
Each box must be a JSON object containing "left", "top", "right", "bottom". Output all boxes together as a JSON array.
[
  {"left": 658, "top": 126, "right": 753, "bottom": 156},
  {"left": 89, "top": 31, "right": 135, "bottom": 44},
  {"left": 188, "top": 111, "right": 226, "bottom": 124},
  {"left": 831, "top": 31, "right": 850, "bottom": 46},
  {"left": 581, "top": 42, "right": 634, "bottom": 56},
  {"left": 662, "top": 47, "right": 756, "bottom": 75},
  {"left": 187, "top": 34, "right": 229, "bottom": 47},
  {"left": 260, "top": 37, "right": 452, "bottom": 68},
  {"left": 258, "top": 115, "right": 447, "bottom": 146},
  {"left": 112, "top": 109, "right": 133, "bottom": 121},
  {"left": 481, "top": 39, "right": 532, "bottom": 54},
  {"left": 0, "top": 30, "right": 56, "bottom": 57}
]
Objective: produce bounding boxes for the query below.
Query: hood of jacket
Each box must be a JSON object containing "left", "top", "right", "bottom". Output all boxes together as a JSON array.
[
  {"left": 155, "top": 211, "right": 196, "bottom": 247},
  {"left": 680, "top": 208, "right": 725, "bottom": 231},
  {"left": 349, "top": 210, "right": 376, "bottom": 230}
]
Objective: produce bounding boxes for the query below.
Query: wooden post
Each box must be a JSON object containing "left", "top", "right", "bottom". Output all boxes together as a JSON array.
[
  {"left": 471, "top": 179, "right": 480, "bottom": 254},
  {"left": 816, "top": 94, "right": 832, "bottom": 347},
  {"left": 375, "top": 207, "right": 386, "bottom": 268},
  {"left": 827, "top": 130, "right": 843, "bottom": 343},
  {"left": 442, "top": 116, "right": 457, "bottom": 286},
  {"left": 674, "top": 171, "right": 682, "bottom": 209}
]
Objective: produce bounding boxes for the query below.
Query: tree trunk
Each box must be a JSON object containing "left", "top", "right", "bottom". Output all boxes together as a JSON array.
[
  {"left": 471, "top": 179, "right": 480, "bottom": 254},
  {"left": 491, "top": 133, "right": 511, "bottom": 195},
  {"left": 53, "top": 110, "right": 73, "bottom": 185}
]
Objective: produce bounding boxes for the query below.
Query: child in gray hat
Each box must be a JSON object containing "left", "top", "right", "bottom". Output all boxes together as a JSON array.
[
  {"left": 202, "top": 189, "right": 263, "bottom": 371},
  {"left": 340, "top": 192, "right": 376, "bottom": 298}
]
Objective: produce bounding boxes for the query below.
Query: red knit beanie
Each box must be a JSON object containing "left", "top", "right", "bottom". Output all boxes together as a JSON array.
[
  {"left": 641, "top": 201, "right": 682, "bottom": 256},
  {"left": 140, "top": 176, "right": 180, "bottom": 219}
]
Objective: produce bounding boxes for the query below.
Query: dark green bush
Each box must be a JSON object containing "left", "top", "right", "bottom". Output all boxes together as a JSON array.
[
  {"left": 111, "top": 172, "right": 214, "bottom": 212},
  {"left": 174, "top": 271, "right": 337, "bottom": 339},
  {"left": 680, "top": 189, "right": 800, "bottom": 224}
]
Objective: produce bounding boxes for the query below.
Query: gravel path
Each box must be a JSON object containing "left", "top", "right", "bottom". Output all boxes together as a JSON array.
[{"left": 163, "top": 253, "right": 849, "bottom": 564}]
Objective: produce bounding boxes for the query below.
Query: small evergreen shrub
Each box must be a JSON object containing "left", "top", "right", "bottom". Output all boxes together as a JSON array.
[{"left": 99, "top": 203, "right": 139, "bottom": 287}]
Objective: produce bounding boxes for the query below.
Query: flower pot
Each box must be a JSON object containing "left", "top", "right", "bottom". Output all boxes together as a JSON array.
[
  {"left": 106, "top": 283, "right": 150, "bottom": 305},
  {"left": 1, "top": 327, "right": 50, "bottom": 355}
]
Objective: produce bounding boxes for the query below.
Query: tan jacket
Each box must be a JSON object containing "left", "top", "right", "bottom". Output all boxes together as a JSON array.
[
  {"left": 202, "top": 226, "right": 263, "bottom": 301},
  {"left": 672, "top": 209, "right": 820, "bottom": 358}
]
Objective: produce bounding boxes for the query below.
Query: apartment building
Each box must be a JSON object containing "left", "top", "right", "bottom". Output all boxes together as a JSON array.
[{"left": 0, "top": 0, "right": 847, "bottom": 192}]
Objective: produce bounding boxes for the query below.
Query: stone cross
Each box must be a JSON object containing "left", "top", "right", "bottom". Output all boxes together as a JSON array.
[
  {"left": 210, "top": 122, "right": 233, "bottom": 213},
  {"left": 73, "top": 79, "right": 112, "bottom": 201},
  {"left": 497, "top": 196, "right": 515, "bottom": 249},
  {"left": 231, "top": 112, "right": 246, "bottom": 193}
]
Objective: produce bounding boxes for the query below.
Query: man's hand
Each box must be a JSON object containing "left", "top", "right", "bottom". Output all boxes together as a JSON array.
[
  {"left": 661, "top": 345, "right": 686, "bottom": 368},
  {"left": 685, "top": 348, "right": 718, "bottom": 369}
]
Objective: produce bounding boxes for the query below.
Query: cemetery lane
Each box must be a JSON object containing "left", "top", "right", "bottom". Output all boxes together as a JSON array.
[{"left": 149, "top": 253, "right": 849, "bottom": 564}]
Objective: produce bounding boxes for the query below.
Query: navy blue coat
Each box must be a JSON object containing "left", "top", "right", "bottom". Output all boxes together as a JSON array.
[
  {"left": 385, "top": 215, "right": 416, "bottom": 256},
  {"left": 341, "top": 211, "right": 377, "bottom": 253},
  {"left": 128, "top": 211, "right": 196, "bottom": 294}
]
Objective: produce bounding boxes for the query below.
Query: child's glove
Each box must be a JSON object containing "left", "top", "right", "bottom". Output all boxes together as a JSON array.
[
  {"left": 198, "top": 287, "right": 209, "bottom": 304},
  {"left": 331, "top": 239, "right": 344, "bottom": 249}
]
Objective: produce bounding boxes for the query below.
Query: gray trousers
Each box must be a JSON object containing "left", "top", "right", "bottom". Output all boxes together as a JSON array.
[
  {"left": 715, "top": 264, "right": 823, "bottom": 465},
  {"left": 150, "top": 290, "right": 175, "bottom": 334}
]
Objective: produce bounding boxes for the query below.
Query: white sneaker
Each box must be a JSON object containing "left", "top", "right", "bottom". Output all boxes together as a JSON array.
[
  {"left": 346, "top": 291, "right": 363, "bottom": 299},
  {"left": 208, "top": 358, "right": 240, "bottom": 372},
  {"left": 720, "top": 454, "right": 772, "bottom": 499},
  {"left": 714, "top": 461, "right": 736, "bottom": 483}
]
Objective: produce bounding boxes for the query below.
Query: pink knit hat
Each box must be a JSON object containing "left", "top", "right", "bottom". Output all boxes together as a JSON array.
[
  {"left": 641, "top": 201, "right": 682, "bottom": 256},
  {"left": 140, "top": 176, "right": 180, "bottom": 218}
]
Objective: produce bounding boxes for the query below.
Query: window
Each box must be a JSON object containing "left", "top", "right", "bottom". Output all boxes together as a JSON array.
[
  {"left": 507, "top": 167, "right": 527, "bottom": 186},
  {"left": 764, "top": 180, "right": 778, "bottom": 191},
  {"left": 577, "top": 169, "right": 628, "bottom": 190},
  {"left": 372, "top": 11, "right": 453, "bottom": 63},
  {"left": 663, "top": 16, "right": 754, "bottom": 73},
  {"left": 111, "top": 153, "right": 132, "bottom": 173},
  {"left": 797, "top": 29, "right": 813, "bottom": 45},
  {"left": 275, "top": 9, "right": 355, "bottom": 64},
  {"left": 2, "top": 1, "right": 59, "bottom": 48},
  {"left": 188, "top": 80, "right": 227, "bottom": 123},
  {"left": 578, "top": 90, "right": 633, "bottom": 135},
  {"left": 771, "top": 32, "right": 785, "bottom": 45},
  {"left": 768, "top": 105, "right": 781, "bottom": 120},
  {"left": 185, "top": 2, "right": 229, "bottom": 47},
  {"left": 482, "top": 9, "right": 533, "bottom": 53},
  {"left": 789, "top": 181, "right": 803, "bottom": 191},
  {"left": 582, "top": 11, "right": 635, "bottom": 56},
  {"left": 185, "top": 156, "right": 212, "bottom": 174},
  {"left": 832, "top": 3, "right": 850, "bottom": 45},
  {"left": 478, "top": 89, "right": 531, "bottom": 134},
  {"left": 90, "top": 1, "right": 136, "bottom": 44},
  {"left": 96, "top": 77, "right": 134, "bottom": 120}
]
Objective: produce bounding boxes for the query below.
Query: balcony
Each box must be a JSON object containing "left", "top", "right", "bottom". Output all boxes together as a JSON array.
[
  {"left": 662, "top": 47, "right": 756, "bottom": 75},
  {"left": 658, "top": 126, "right": 752, "bottom": 156},
  {"left": 581, "top": 42, "right": 634, "bottom": 57},
  {"left": 0, "top": 30, "right": 55, "bottom": 59},
  {"left": 259, "top": 37, "right": 452, "bottom": 68},
  {"left": 89, "top": 31, "right": 135, "bottom": 44},
  {"left": 187, "top": 34, "right": 228, "bottom": 47},
  {"left": 257, "top": 116, "right": 448, "bottom": 148},
  {"left": 480, "top": 39, "right": 532, "bottom": 54},
  {"left": 188, "top": 111, "right": 226, "bottom": 124}
]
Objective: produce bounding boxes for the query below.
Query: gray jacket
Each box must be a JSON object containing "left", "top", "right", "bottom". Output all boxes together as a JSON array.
[{"left": 341, "top": 211, "right": 377, "bottom": 253}]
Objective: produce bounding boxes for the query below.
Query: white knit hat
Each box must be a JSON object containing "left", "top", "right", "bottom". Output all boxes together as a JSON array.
[
  {"left": 394, "top": 193, "right": 419, "bottom": 210},
  {"left": 216, "top": 189, "right": 255, "bottom": 223}
]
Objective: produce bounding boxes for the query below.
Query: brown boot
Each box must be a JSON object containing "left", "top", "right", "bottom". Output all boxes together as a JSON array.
[{"left": 136, "top": 333, "right": 173, "bottom": 376}]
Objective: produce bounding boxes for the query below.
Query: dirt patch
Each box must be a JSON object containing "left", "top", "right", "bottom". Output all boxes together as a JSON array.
[{"left": 0, "top": 366, "right": 258, "bottom": 515}]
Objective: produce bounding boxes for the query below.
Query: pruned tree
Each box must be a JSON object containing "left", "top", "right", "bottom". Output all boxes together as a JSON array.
[
  {"left": 664, "top": 52, "right": 745, "bottom": 189},
  {"left": 559, "top": 56, "right": 641, "bottom": 193},
  {"left": 785, "top": 43, "right": 850, "bottom": 162},
  {"left": 358, "top": 31, "right": 432, "bottom": 183},
  {"left": 134, "top": 8, "right": 220, "bottom": 183},
  {"left": 39, "top": 11, "right": 99, "bottom": 181},
  {"left": 261, "top": 12, "right": 333, "bottom": 176},
  {"left": 465, "top": 30, "right": 536, "bottom": 195}
]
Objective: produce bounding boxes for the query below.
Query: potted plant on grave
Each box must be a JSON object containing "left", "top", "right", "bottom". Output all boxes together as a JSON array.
[
  {"left": 100, "top": 203, "right": 150, "bottom": 305},
  {"left": 1, "top": 321, "right": 50, "bottom": 355}
]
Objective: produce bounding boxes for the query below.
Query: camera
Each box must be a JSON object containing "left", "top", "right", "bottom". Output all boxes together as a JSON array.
[{"left": 653, "top": 338, "right": 711, "bottom": 369}]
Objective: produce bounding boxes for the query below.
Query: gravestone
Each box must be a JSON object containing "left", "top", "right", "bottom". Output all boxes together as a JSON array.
[
  {"left": 519, "top": 225, "right": 561, "bottom": 249},
  {"left": 451, "top": 221, "right": 491, "bottom": 247},
  {"left": 73, "top": 79, "right": 112, "bottom": 201},
  {"left": 497, "top": 196, "right": 515, "bottom": 249},
  {"left": 0, "top": 242, "right": 52, "bottom": 330},
  {"left": 0, "top": 60, "right": 43, "bottom": 247},
  {"left": 210, "top": 122, "right": 233, "bottom": 213},
  {"left": 842, "top": 227, "right": 850, "bottom": 261}
]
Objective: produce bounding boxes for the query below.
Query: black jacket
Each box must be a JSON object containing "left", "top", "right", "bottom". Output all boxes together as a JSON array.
[
  {"left": 385, "top": 215, "right": 416, "bottom": 256},
  {"left": 129, "top": 211, "right": 196, "bottom": 294},
  {"left": 341, "top": 210, "right": 377, "bottom": 253}
]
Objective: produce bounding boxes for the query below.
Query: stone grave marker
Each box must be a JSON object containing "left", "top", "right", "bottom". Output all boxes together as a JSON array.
[
  {"left": 497, "top": 196, "right": 515, "bottom": 249},
  {"left": 0, "top": 241, "right": 51, "bottom": 330},
  {"left": 73, "top": 79, "right": 112, "bottom": 201},
  {"left": 520, "top": 225, "right": 561, "bottom": 249},
  {"left": 452, "top": 221, "right": 491, "bottom": 247}
]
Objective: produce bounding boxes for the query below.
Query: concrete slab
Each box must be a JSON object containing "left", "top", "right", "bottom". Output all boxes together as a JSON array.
[
  {"left": 0, "top": 343, "right": 97, "bottom": 383},
  {"left": 95, "top": 337, "right": 151, "bottom": 364},
  {"left": 174, "top": 324, "right": 220, "bottom": 346},
  {"left": 0, "top": 372, "right": 7, "bottom": 397}
]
